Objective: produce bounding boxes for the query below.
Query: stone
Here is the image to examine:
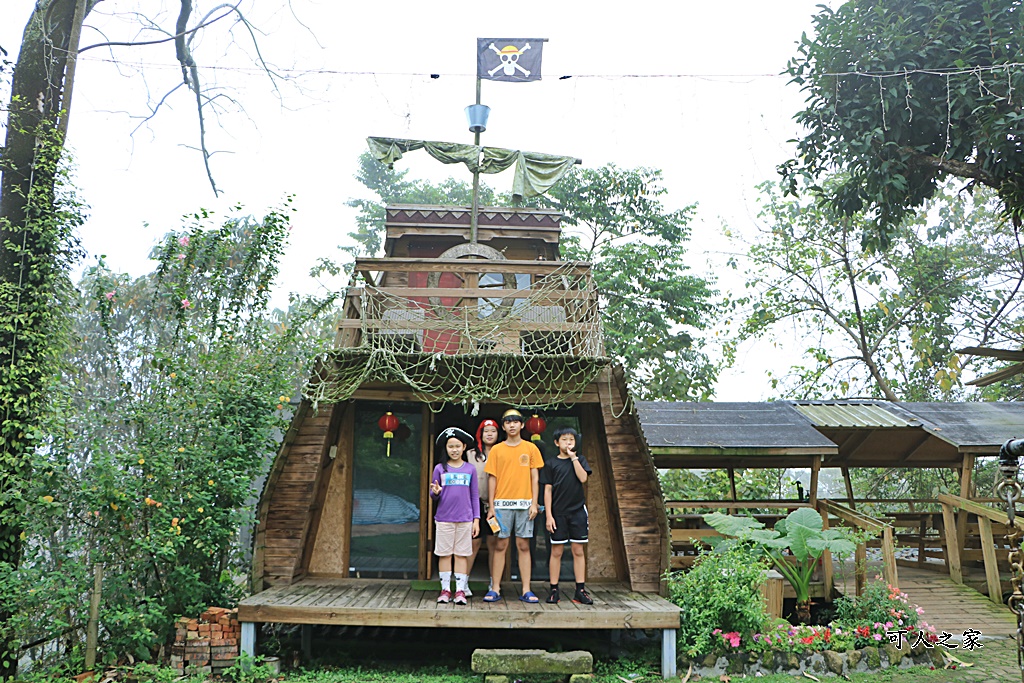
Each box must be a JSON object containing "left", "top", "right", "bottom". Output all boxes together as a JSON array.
[
  {"left": 726, "top": 653, "right": 749, "bottom": 674},
  {"left": 786, "top": 652, "right": 801, "bottom": 671},
  {"left": 863, "top": 646, "right": 881, "bottom": 668},
  {"left": 569, "top": 675, "right": 594, "bottom": 683},
  {"left": 471, "top": 649, "right": 593, "bottom": 675},
  {"left": 823, "top": 650, "right": 844, "bottom": 675},
  {"left": 846, "top": 649, "right": 862, "bottom": 670},
  {"left": 928, "top": 647, "right": 945, "bottom": 667},
  {"left": 702, "top": 653, "right": 718, "bottom": 668},
  {"left": 484, "top": 677, "right": 509, "bottom": 683},
  {"left": 884, "top": 642, "right": 904, "bottom": 666}
]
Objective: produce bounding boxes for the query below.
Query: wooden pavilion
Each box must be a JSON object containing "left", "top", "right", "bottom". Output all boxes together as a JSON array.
[
  {"left": 239, "top": 206, "right": 680, "bottom": 677},
  {"left": 641, "top": 399, "right": 1024, "bottom": 624}
]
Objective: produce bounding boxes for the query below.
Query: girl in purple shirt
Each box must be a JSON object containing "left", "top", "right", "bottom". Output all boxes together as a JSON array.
[{"left": 429, "top": 427, "right": 479, "bottom": 604}]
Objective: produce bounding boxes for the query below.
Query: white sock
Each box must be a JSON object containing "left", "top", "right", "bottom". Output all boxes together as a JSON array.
[
  {"left": 455, "top": 573, "right": 468, "bottom": 593},
  {"left": 439, "top": 571, "right": 452, "bottom": 592}
]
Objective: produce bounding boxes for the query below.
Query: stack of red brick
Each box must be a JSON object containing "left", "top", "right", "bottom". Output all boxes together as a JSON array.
[{"left": 169, "top": 607, "right": 240, "bottom": 677}]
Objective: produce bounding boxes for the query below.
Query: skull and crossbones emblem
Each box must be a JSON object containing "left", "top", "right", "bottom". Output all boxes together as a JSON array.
[{"left": 488, "top": 42, "right": 531, "bottom": 77}]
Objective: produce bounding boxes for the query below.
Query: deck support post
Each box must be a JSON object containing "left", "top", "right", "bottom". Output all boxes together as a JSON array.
[
  {"left": 956, "top": 454, "right": 975, "bottom": 553},
  {"left": 241, "top": 622, "right": 256, "bottom": 658},
  {"left": 661, "top": 629, "right": 677, "bottom": 679},
  {"left": 941, "top": 501, "right": 963, "bottom": 584},
  {"left": 301, "top": 624, "right": 312, "bottom": 661},
  {"left": 809, "top": 455, "right": 821, "bottom": 507},
  {"left": 841, "top": 467, "right": 855, "bottom": 509},
  {"left": 978, "top": 517, "right": 1003, "bottom": 605},
  {"left": 818, "top": 502, "right": 834, "bottom": 602}
]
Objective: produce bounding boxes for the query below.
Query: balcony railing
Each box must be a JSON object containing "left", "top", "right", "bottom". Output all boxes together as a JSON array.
[{"left": 335, "top": 258, "right": 604, "bottom": 358}]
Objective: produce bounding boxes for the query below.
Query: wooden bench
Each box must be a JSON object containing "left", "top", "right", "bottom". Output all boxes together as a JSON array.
[{"left": 471, "top": 649, "right": 593, "bottom": 683}]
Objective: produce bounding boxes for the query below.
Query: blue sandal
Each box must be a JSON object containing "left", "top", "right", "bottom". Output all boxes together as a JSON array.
[
  {"left": 483, "top": 590, "right": 502, "bottom": 602},
  {"left": 519, "top": 591, "right": 539, "bottom": 603}
]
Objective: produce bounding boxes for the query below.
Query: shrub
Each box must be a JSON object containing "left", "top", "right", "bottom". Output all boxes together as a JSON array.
[
  {"left": 666, "top": 542, "right": 771, "bottom": 658},
  {"left": 1, "top": 202, "right": 333, "bottom": 674}
]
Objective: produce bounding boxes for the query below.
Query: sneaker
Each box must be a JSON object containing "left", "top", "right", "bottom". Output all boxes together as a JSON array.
[
  {"left": 573, "top": 588, "right": 593, "bottom": 605},
  {"left": 437, "top": 589, "right": 452, "bottom": 604},
  {"left": 546, "top": 586, "right": 560, "bottom": 604},
  {"left": 453, "top": 590, "right": 467, "bottom": 605},
  {"left": 464, "top": 585, "right": 473, "bottom": 597}
]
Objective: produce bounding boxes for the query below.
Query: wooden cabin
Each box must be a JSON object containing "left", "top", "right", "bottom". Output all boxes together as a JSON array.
[{"left": 239, "top": 206, "right": 681, "bottom": 677}]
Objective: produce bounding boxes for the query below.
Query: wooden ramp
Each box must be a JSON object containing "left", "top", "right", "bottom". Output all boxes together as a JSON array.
[
  {"left": 237, "top": 577, "right": 679, "bottom": 630},
  {"left": 838, "top": 564, "right": 1017, "bottom": 638}
]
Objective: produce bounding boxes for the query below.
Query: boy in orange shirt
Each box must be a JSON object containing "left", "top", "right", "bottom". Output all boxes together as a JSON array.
[{"left": 483, "top": 409, "right": 545, "bottom": 603}]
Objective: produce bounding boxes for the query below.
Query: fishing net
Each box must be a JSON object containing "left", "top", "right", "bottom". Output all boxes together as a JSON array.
[{"left": 304, "top": 260, "right": 609, "bottom": 411}]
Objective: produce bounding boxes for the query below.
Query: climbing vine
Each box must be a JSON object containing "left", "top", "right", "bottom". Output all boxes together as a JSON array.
[{"left": 0, "top": 125, "right": 84, "bottom": 677}]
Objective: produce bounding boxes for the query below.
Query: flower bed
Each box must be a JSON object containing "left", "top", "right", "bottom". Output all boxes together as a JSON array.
[
  {"left": 668, "top": 543, "right": 952, "bottom": 678},
  {"left": 682, "top": 639, "right": 948, "bottom": 678}
]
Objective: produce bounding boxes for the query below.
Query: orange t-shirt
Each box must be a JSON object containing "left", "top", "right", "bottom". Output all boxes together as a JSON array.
[{"left": 484, "top": 440, "right": 544, "bottom": 509}]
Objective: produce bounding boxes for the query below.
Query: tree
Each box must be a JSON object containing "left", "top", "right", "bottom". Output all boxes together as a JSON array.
[
  {"left": 0, "top": 205, "right": 327, "bottom": 674},
  {"left": 541, "top": 166, "right": 718, "bottom": 400},
  {"left": 1, "top": 4, "right": 292, "bottom": 672},
  {"left": 345, "top": 157, "right": 720, "bottom": 401},
  {"left": 730, "top": 181, "right": 1024, "bottom": 402},
  {"left": 782, "top": 0, "right": 1024, "bottom": 249}
]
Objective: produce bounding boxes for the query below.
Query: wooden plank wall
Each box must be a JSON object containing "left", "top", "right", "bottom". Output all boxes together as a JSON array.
[
  {"left": 595, "top": 366, "right": 669, "bottom": 593},
  {"left": 252, "top": 401, "right": 339, "bottom": 591}
]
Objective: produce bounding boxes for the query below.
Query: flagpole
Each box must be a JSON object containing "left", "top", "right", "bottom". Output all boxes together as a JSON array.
[{"left": 470, "top": 76, "right": 482, "bottom": 244}]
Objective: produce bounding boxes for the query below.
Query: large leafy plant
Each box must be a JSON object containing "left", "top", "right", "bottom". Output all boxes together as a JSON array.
[{"left": 704, "top": 508, "right": 860, "bottom": 623}]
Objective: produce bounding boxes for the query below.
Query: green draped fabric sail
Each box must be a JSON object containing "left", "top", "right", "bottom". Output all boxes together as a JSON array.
[{"left": 366, "top": 137, "right": 578, "bottom": 202}]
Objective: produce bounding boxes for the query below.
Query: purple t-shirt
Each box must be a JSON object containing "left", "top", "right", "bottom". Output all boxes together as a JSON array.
[{"left": 430, "top": 461, "right": 479, "bottom": 523}]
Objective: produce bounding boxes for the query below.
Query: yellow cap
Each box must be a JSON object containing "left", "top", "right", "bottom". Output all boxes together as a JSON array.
[{"left": 501, "top": 408, "right": 524, "bottom": 422}]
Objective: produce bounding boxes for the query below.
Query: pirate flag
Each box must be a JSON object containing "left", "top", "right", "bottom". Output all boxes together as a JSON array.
[{"left": 477, "top": 38, "right": 545, "bottom": 82}]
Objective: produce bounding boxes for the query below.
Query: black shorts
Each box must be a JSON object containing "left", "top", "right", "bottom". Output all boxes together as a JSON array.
[
  {"left": 479, "top": 500, "right": 493, "bottom": 536},
  {"left": 550, "top": 507, "right": 588, "bottom": 544}
]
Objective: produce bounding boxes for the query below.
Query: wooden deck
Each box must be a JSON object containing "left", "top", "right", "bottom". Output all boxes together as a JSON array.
[
  {"left": 837, "top": 564, "right": 1018, "bottom": 638},
  {"left": 237, "top": 578, "right": 680, "bottom": 630}
]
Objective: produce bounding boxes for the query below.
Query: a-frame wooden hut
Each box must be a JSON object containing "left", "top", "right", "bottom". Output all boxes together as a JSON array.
[{"left": 239, "top": 205, "right": 680, "bottom": 677}]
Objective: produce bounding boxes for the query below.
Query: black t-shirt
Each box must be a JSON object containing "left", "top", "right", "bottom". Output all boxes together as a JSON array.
[{"left": 539, "top": 453, "right": 592, "bottom": 515}]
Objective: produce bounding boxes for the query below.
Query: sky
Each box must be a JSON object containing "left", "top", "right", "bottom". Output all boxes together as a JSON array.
[{"left": 2, "top": 0, "right": 843, "bottom": 400}]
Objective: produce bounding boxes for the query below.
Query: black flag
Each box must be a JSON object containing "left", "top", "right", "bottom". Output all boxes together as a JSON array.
[{"left": 477, "top": 38, "right": 544, "bottom": 82}]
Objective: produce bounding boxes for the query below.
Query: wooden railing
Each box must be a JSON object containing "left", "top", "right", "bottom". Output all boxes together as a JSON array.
[
  {"left": 937, "top": 493, "right": 1022, "bottom": 605},
  {"left": 335, "top": 258, "right": 604, "bottom": 357},
  {"left": 818, "top": 499, "right": 898, "bottom": 595}
]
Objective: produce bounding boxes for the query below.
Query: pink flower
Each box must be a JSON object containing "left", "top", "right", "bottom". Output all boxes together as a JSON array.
[
  {"left": 178, "top": 236, "right": 190, "bottom": 247},
  {"left": 105, "top": 291, "right": 115, "bottom": 301},
  {"left": 724, "top": 632, "right": 741, "bottom": 648},
  {"left": 916, "top": 607, "right": 925, "bottom": 615},
  {"left": 181, "top": 298, "right": 191, "bottom": 309},
  {"left": 177, "top": 253, "right": 186, "bottom": 260},
  {"left": 712, "top": 629, "right": 721, "bottom": 635},
  {"left": 885, "top": 621, "right": 894, "bottom": 629},
  {"left": 873, "top": 633, "right": 883, "bottom": 641}
]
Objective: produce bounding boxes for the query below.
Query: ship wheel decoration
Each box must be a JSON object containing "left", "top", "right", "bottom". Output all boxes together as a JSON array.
[{"left": 427, "top": 242, "right": 518, "bottom": 323}]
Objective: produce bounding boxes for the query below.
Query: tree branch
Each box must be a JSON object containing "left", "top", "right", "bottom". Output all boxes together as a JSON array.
[
  {"left": 78, "top": 7, "right": 234, "bottom": 53},
  {"left": 907, "top": 151, "right": 999, "bottom": 188}
]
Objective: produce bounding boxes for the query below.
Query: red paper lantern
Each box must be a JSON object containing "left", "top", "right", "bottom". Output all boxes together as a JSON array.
[
  {"left": 378, "top": 412, "right": 399, "bottom": 457},
  {"left": 526, "top": 414, "right": 547, "bottom": 442}
]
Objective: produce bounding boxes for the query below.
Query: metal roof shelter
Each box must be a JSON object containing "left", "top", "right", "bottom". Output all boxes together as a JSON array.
[
  {"left": 638, "top": 401, "right": 838, "bottom": 469},
  {"left": 896, "top": 402, "right": 1024, "bottom": 455},
  {"left": 640, "top": 400, "right": 1024, "bottom": 470}
]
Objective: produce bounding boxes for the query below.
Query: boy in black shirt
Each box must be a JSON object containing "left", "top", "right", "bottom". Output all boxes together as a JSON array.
[{"left": 541, "top": 427, "right": 593, "bottom": 605}]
